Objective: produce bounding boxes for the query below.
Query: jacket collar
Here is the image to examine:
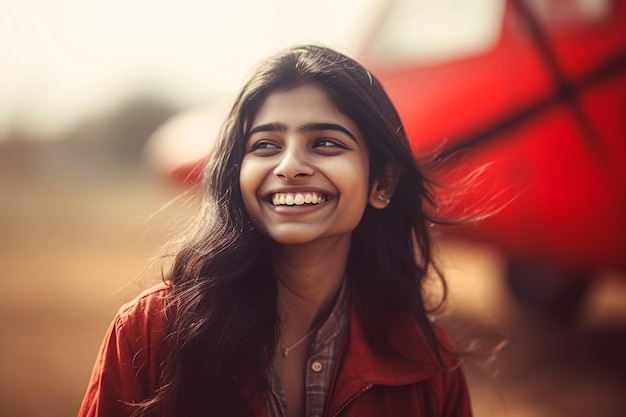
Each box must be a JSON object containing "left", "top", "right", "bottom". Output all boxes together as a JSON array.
[{"left": 325, "top": 303, "right": 441, "bottom": 416}]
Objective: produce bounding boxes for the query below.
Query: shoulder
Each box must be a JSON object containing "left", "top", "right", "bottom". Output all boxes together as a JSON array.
[
  {"left": 426, "top": 321, "right": 474, "bottom": 416},
  {"left": 78, "top": 282, "right": 173, "bottom": 415},
  {"left": 113, "top": 282, "right": 172, "bottom": 347},
  {"left": 117, "top": 282, "right": 170, "bottom": 320},
  {"left": 430, "top": 321, "right": 461, "bottom": 365}
]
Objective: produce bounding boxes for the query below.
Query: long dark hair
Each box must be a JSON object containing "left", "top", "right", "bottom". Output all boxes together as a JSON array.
[{"left": 137, "top": 44, "right": 447, "bottom": 417}]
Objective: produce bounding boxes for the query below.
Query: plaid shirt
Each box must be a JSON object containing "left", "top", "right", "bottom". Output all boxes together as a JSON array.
[{"left": 266, "top": 282, "right": 349, "bottom": 417}]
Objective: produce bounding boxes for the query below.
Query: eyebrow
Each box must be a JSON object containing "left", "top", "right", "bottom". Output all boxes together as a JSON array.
[{"left": 248, "top": 122, "right": 357, "bottom": 142}]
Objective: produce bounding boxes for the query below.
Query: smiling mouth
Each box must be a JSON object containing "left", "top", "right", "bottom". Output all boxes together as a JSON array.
[{"left": 271, "top": 192, "right": 327, "bottom": 206}]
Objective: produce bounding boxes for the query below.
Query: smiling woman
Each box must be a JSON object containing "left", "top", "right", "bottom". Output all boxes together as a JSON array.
[{"left": 78, "top": 45, "right": 473, "bottom": 417}]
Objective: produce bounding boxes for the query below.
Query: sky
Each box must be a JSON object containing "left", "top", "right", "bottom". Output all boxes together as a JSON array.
[{"left": 0, "top": 0, "right": 377, "bottom": 139}]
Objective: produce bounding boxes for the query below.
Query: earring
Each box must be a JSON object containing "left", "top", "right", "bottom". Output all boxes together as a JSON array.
[{"left": 377, "top": 195, "right": 390, "bottom": 204}]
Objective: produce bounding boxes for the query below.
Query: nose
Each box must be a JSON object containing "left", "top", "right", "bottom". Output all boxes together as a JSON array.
[{"left": 273, "top": 148, "right": 314, "bottom": 180}]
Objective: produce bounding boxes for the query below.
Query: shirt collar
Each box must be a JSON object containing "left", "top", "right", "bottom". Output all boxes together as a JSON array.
[{"left": 310, "top": 277, "right": 349, "bottom": 353}]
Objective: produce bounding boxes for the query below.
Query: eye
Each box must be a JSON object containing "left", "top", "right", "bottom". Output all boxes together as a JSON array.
[
  {"left": 254, "top": 141, "right": 279, "bottom": 149},
  {"left": 313, "top": 138, "right": 345, "bottom": 148},
  {"left": 247, "top": 139, "right": 281, "bottom": 154}
]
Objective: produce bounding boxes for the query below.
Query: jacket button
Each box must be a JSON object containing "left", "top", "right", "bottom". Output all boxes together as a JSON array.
[{"left": 311, "top": 360, "right": 323, "bottom": 373}]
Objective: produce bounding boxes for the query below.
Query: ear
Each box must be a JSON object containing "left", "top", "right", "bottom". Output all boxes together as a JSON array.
[{"left": 368, "top": 165, "right": 400, "bottom": 209}]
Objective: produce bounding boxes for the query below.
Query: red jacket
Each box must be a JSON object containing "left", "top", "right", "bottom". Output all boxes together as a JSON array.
[{"left": 79, "top": 284, "right": 473, "bottom": 417}]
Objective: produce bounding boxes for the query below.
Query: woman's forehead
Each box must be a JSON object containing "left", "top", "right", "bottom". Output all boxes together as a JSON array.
[{"left": 248, "top": 85, "right": 361, "bottom": 144}]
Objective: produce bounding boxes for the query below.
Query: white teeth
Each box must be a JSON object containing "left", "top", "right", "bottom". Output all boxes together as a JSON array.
[{"left": 271, "top": 192, "right": 326, "bottom": 206}]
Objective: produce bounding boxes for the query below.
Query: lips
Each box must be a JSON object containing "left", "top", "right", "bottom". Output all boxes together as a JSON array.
[{"left": 271, "top": 192, "right": 327, "bottom": 206}]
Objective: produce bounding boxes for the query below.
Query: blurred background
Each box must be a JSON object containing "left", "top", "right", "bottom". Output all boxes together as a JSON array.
[{"left": 1, "top": 0, "right": 625, "bottom": 416}]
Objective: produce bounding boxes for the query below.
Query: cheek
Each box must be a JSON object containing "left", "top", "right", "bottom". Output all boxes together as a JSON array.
[
  {"left": 340, "top": 159, "right": 370, "bottom": 198},
  {"left": 238, "top": 163, "right": 260, "bottom": 208}
]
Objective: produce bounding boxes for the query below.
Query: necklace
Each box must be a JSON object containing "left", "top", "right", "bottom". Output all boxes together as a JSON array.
[{"left": 281, "top": 327, "right": 317, "bottom": 357}]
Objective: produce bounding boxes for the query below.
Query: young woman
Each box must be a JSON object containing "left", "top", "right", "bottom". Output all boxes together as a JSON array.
[{"left": 79, "top": 44, "right": 473, "bottom": 417}]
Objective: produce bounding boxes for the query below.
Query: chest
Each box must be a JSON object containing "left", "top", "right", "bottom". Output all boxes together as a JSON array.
[
  {"left": 276, "top": 350, "right": 307, "bottom": 417},
  {"left": 270, "top": 348, "right": 338, "bottom": 417},
  {"left": 330, "top": 383, "right": 440, "bottom": 417}
]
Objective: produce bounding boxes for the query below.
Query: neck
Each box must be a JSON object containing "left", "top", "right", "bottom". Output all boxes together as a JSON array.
[{"left": 270, "top": 236, "right": 350, "bottom": 339}]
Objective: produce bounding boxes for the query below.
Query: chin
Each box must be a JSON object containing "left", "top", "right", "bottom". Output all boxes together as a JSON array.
[{"left": 267, "top": 234, "right": 318, "bottom": 246}]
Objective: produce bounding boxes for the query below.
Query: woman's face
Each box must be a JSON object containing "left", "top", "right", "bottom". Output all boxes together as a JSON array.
[{"left": 239, "top": 84, "right": 372, "bottom": 246}]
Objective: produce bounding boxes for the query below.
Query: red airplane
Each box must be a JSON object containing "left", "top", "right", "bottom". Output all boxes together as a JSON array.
[
  {"left": 355, "top": 0, "right": 626, "bottom": 311},
  {"left": 145, "top": 0, "right": 626, "bottom": 313}
]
